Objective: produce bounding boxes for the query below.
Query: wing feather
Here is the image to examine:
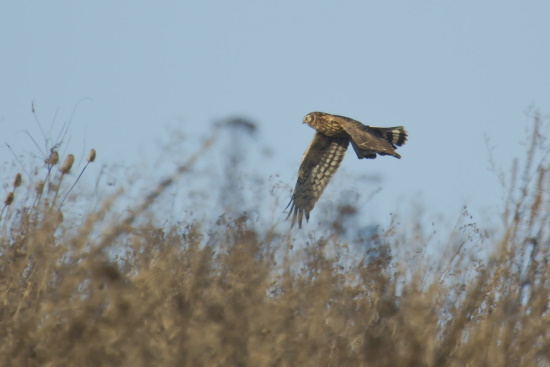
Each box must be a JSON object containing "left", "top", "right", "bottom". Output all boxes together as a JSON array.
[{"left": 287, "top": 133, "right": 349, "bottom": 228}]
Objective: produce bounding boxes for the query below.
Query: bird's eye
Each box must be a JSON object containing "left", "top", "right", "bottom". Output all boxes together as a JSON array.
[{"left": 303, "top": 114, "right": 313, "bottom": 124}]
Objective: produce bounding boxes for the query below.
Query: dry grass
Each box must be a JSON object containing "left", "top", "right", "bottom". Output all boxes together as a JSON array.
[{"left": 1, "top": 114, "right": 549, "bottom": 367}]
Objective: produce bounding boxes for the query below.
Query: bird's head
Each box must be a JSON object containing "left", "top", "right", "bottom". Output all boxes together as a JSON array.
[{"left": 302, "top": 112, "right": 318, "bottom": 128}]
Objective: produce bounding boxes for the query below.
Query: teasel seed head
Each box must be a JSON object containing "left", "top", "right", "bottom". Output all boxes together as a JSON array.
[
  {"left": 59, "top": 154, "right": 75, "bottom": 174},
  {"left": 13, "top": 173, "right": 22, "bottom": 188},
  {"left": 35, "top": 180, "right": 45, "bottom": 195},
  {"left": 88, "top": 148, "right": 95, "bottom": 163},
  {"left": 4, "top": 192, "right": 14, "bottom": 206},
  {"left": 87, "top": 148, "right": 96, "bottom": 163},
  {"left": 46, "top": 150, "right": 59, "bottom": 165}
]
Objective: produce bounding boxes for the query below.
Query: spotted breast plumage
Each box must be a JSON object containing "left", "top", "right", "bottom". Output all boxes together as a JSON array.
[{"left": 287, "top": 112, "right": 408, "bottom": 228}]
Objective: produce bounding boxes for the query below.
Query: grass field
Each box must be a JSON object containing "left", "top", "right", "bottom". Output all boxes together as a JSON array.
[{"left": 1, "top": 113, "right": 548, "bottom": 366}]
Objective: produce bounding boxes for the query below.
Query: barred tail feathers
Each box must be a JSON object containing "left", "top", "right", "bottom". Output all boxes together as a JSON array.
[
  {"left": 350, "top": 125, "right": 407, "bottom": 160},
  {"left": 369, "top": 126, "right": 408, "bottom": 147}
]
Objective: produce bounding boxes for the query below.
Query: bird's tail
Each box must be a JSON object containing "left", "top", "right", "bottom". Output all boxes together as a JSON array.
[
  {"left": 351, "top": 126, "right": 408, "bottom": 159},
  {"left": 370, "top": 126, "right": 408, "bottom": 147}
]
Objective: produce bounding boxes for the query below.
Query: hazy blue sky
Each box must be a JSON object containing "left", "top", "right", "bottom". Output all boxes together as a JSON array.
[{"left": 1, "top": 1, "right": 549, "bottom": 231}]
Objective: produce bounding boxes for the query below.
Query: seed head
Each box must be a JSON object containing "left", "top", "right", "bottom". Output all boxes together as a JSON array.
[
  {"left": 46, "top": 150, "right": 59, "bottom": 165},
  {"left": 87, "top": 148, "right": 96, "bottom": 163},
  {"left": 59, "top": 154, "right": 75, "bottom": 174},
  {"left": 35, "top": 181, "right": 45, "bottom": 195},
  {"left": 4, "top": 192, "right": 14, "bottom": 206},
  {"left": 13, "top": 173, "right": 22, "bottom": 188}
]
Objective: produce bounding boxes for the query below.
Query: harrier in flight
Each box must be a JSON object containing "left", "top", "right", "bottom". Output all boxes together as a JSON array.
[{"left": 287, "top": 112, "right": 407, "bottom": 228}]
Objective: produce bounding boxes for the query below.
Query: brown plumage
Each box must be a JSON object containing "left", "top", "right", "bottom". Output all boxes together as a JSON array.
[{"left": 287, "top": 112, "right": 408, "bottom": 228}]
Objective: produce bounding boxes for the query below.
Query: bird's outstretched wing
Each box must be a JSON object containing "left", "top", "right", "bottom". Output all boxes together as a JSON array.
[
  {"left": 334, "top": 116, "right": 407, "bottom": 159},
  {"left": 287, "top": 132, "right": 350, "bottom": 228}
]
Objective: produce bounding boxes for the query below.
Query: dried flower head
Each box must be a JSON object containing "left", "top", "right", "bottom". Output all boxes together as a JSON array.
[
  {"left": 13, "top": 173, "right": 22, "bottom": 188},
  {"left": 87, "top": 148, "right": 96, "bottom": 163},
  {"left": 59, "top": 154, "right": 75, "bottom": 174},
  {"left": 4, "top": 192, "right": 14, "bottom": 206},
  {"left": 46, "top": 150, "right": 59, "bottom": 165},
  {"left": 35, "top": 180, "right": 45, "bottom": 195}
]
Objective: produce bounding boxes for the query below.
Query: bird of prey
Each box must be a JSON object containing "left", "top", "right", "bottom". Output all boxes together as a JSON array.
[{"left": 287, "top": 112, "right": 407, "bottom": 228}]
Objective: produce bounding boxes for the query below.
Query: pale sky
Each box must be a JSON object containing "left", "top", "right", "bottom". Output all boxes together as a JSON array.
[{"left": 1, "top": 1, "right": 549, "bottom": 233}]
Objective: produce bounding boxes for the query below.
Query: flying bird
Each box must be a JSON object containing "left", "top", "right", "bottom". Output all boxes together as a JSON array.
[{"left": 287, "top": 112, "right": 407, "bottom": 228}]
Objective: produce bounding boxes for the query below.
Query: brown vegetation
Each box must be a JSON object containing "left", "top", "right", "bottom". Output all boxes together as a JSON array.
[{"left": 0, "top": 112, "right": 548, "bottom": 366}]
